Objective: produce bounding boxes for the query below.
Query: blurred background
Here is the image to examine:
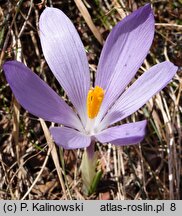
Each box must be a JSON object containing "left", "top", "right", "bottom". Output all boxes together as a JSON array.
[{"left": 0, "top": 0, "right": 181, "bottom": 200}]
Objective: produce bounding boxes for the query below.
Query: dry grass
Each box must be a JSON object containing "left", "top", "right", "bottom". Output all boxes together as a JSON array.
[{"left": 0, "top": 0, "right": 181, "bottom": 200}]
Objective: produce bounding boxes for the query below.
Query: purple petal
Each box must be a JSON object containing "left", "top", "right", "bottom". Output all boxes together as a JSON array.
[
  {"left": 39, "top": 7, "right": 90, "bottom": 126},
  {"left": 99, "top": 61, "right": 178, "bottom": 129},
  {"left": 95, "top": 120, "right": 147, "bottom": 146},
  {"left": 50, "top": 127, "right": 91, "bottom": 149},
  {"left": 3, "top": 61, "right": 83, "bottom": 130},
  {"left": 95, "top": 4, "right": 154, "bottom": 124}
]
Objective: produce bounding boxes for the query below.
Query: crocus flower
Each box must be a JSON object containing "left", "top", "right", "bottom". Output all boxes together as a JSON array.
[{"left": 3, "top": 4, "right": 177, "bottom": 154}]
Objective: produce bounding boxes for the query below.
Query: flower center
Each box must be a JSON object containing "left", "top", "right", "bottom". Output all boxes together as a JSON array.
[{"left": 86, "top": 86, "right": 104, "bottom": 119}]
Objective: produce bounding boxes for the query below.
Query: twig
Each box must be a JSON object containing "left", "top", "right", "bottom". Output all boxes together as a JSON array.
[
  {"left": 74, "top": 0, "right": 103, "bottom": 44},
  {"left": 21, "top": 146, "right": 51, "bottom": 200},
  {"left": 0, "top": 0, "right": 24, "bottom": 66},
  {"left": 18, "top": 0, "right": 34, "bottom": 38},
  {"left": 39, "top": 119, "right": 68, "bottom": 199},
  {"left": 155, "top": 23, "right": 182, "bottom": 29}
]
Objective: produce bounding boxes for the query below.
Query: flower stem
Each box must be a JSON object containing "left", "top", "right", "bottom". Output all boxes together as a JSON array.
[
  {"left": 86, "top": 139, "right": 95, "bottom": 159},
  {"left": 80, "top": 141, "right": 102, "bottom": 195}
]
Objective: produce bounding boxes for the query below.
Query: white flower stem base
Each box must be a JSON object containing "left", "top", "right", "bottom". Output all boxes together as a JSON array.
[{"left": 80, "top": 142, "right": 102, "bottom": 195}]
